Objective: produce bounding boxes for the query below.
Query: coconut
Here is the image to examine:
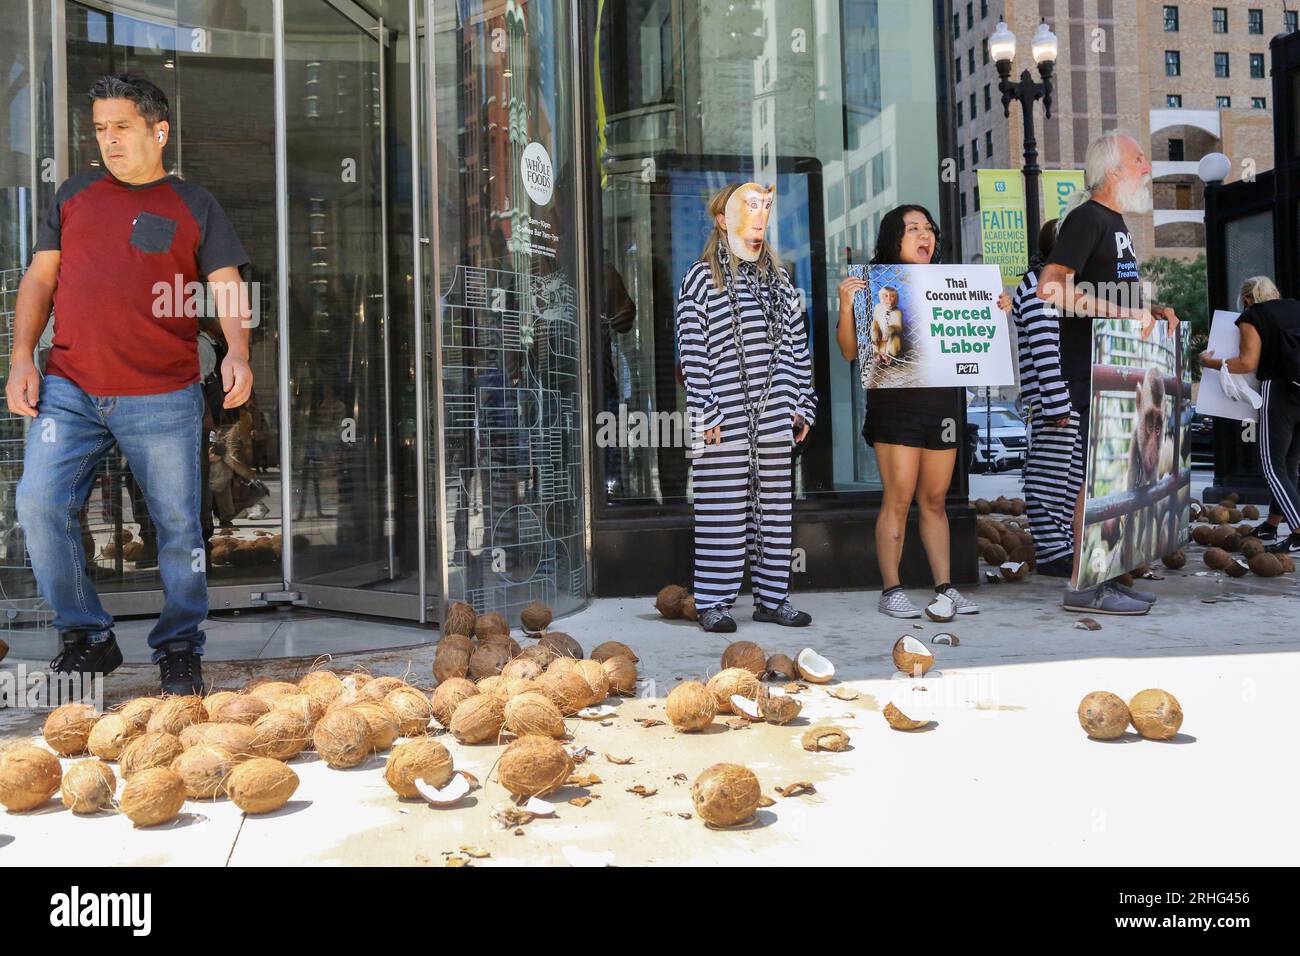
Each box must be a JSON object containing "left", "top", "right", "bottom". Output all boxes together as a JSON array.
[
  {"left": 1227, "top": 508, "right": 1244, "bottom": 523},
  {"left": 171, "top": 744, "right": 236, "bottom": 799},
  {"left": 665, "top": 681, "right": 716, "bottom": 732},
  {"left": 146, "top": 696, "right": 206, "bottom": 736},
  {"left": 518, "top": 643, "right": 560, "bottom": 669},
  {"left": 706, "top": 668, "right": 761, "bottom": 714},
  {"left": 720, "top": 641, "right": 767, "bottom": 676},
  {"left": 547, "top": 656, "right": 578, "bottom": 676},
  {"left": 973, "top": 498, "right": 992, "bottom": 515},
  {"left": 87, "top": 714, "right": 138, "bottom": 760},
  {"left": 602, "top": 656, "right": 638, "bottom": 696},
  {"left": 982, "top": 542, "right": 1009, "bottom": 566},
  {"left": 116, "top": 698, "right": 158, "bottom": 737},
  {"left": 802, "top": 724, "right": 852, "bottom": 750},
  {"left": 681, "top": 595, "right": 699, "bottom": 621},
  {"left": 1206, "top": 505, "right": 1231, "bottom": 524},
  {"left": 759, "top": 693, "right": 802, "bottom": 725},
  {"left": 438, "top": 633, "right": 476, "bottom": 656},
  {"left": 384, "top": 739, "right": 455, "bottom": 797},
  {"left": 571, "top": 659, "right": 611, "bottom": 706},
  {"left": 473, "top": 611, "right": 510, "bottom": 640},
  {"left": 270, "top": 693, "right": 324, "bottom": 729},
  {"left": 60, "top": 760, "right": 116, "bottom": 814},
  {"left": 764, "top": 653, "right": 798, "bottom": 681},
  {"left": 444, "top": 601, "right": 477, "bottom": 638},
  {"left": 539, "top": 631, "right": 583, "bottom": 659},
  {"left": 120, "top": 767, "right": 186, "bottom": 826},
  {"left": 1000, "top": 560, "right": 1030, "bottom": 581},
  {"left": 119, "top": 732, "right": 184, "bottom": 779},
  {"left": 212, "top": 695, "right": 271, "bottom": 726},
  {"left": 449, "top": 694, "right": 506, "bottom": 744},
  {"left": 496, "top": 735, "right": 574, "bottom": 799},
  {"left": 226, "top": 758, "right": 299, "bottom": 813},
  {"left": 1279, "top": 554, "right": 1296, "bottom": 573},
  {"left": 179, "top": 722, "right": 218, "bottom": 749},
  {"left": 0, "top": 745, "right": 63, "bottom": 811},
  {"left": 248, "top": 709, "right": 312, "bottom": 761},
  {"left": 504, "top": 692, "right": 567, "bottom": 739},
  {"left": 1248, "top": 552, "right": 1283, "bottom": 577},
  {"left": 795, "top": 648, "right": 835, "bottom": 684},
  {"left": 892, "top": 635, "right": 935, "bottom": 676},
  {"left": 882, "top": 702, "right": 929, "bottom": 731},
  {"left": 360, "top": 676, "right": 409, "bottom": 703},
  {"left": 351, "top": 703, "right": 401, "bottom": 751},
  {"left": 590, "top": 641, "right": 639, "bottom": 664},
  {"left": 312, "top": 709, "right": 374, "bottom": 768},
  {"left": 1190, "top": 525, "right": 1214, "bottom": 545},
  {"left": 1224, "top": 556, "right": 1250, "bottom": 578},
  {"left": 655, "top": 584, "right": 689, "bottom": 618},
  {"left": 1223, "top": 492, "right": 1240, "bottom": 504},
  {"left": 195, "top": 722, "right": 258, "bottom": 760},
  {"left": 1242, "top": 504, "right": 1261, "bottom": 520},
  {"left": 43, "top": 703, "right": 99, "bottom": 756},
  {"left": 246, "top": 680, "right": 300, "bottom": 703},
  {"left": 1077, "top": 691, "right": 1131, "bottom": 740},
  {"left": 1128, "top": 689, "right": 1183, "bottom": 740},
  {"left": 384, "top": 687, "right": 434, "bottom": 737},
  {"left": 1240, "top": 538, "right": 1266, "bottom": 560},
  {"left": 297, "top": 670, "right": 345, "bottom": 707},
  {"left": 477, "top": 675, "right": 507, "bottom": 698},
  {"left": 430, "top": 678, "right": 479, "bottom": 727},
  {"left": 1161, "top": 550, "right": 1187, "bottom": 570},
  {"left": 469, "top": 643, "right": 512, "bottom": 680},
  {"left": 1007, "top": 544, "right": 1036, "bottom": 567},
  {"left": 1203, "top": 547, "right": 1231, "bottom": 570},
  {"left": 519, "top": 602, "right": 553, "bottom": 634},
  {"left": 501, "top": 656, "right": 544, "bottom": 682},
  {"left": 499, "top": 678, "right": 545, "bottom": 701},
  {"left": 925, "top": 593, "right": 957, "bottom": 620},
  {"left": 691, "top": 763, "right": 761, "bottom": 827},
  {"left": 537, "top": 670, "right": 590, "bottom": 716},
  {"left": 1208, "top": 525, "right": 1241, "bottom": 551},
  {"left": 202, "top": 691, "right": 240, "bottom": 721},
  {"left": 433, "top": 644, "right": 472, "bottom": 684}
]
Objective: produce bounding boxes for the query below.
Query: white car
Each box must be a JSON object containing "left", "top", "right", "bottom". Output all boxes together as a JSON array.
[{"left": 968, "top": 405, "right": 1028, "bottom": 472}]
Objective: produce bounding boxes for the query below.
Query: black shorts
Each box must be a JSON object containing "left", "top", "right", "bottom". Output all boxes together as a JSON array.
[{"left": 862, "top": 387, "right": 962, "bottom": 450}]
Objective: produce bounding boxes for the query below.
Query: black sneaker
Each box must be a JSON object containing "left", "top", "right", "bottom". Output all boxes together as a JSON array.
[
  {"left": 752, "top": 601, "right": 812, "bottom": 627},
  {"left": 1265, "top": 535, "right": 1300, "bottom": 555},
  {"left": 1245, "top": 521, "right": 1279, "bottom": 541},
  {"left": 49, "top": 631, "right": 123, "bottom": 677},
  {"left": 697, "top": 606, "right": 737, "bottom": 634},
  {"left": 1036, "top": 555, "right": 1074, "bottom": 578},
  {"left": 158, "top": 641, "right": 206, "bottom": 695}
]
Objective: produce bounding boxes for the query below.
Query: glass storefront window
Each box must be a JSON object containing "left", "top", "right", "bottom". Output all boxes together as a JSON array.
[{"left": 592, "top": 0, "right": 940, "bottom": 508}]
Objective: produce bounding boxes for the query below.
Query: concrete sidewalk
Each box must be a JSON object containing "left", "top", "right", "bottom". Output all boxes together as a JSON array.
[{"left": 2, "top": 557, "right": 1298, "bottom": 866}]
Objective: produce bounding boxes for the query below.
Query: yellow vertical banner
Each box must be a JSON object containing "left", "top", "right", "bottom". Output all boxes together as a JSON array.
[
  {"left": 1041, "top": 169, "right": 1086, "bottom": 224},
  {"left": 977, "top": 169, "right": 1028, "bottom": 286}
]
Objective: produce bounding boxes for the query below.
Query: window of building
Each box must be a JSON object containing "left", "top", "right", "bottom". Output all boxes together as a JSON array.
[
  {"left": 1251, "top": 53, "right": 1265, "bottom": 79},
  {"left": 985, "top": 129, "right": 993, "bottom": 158},
  {"left": 954, "top": 55, "right": 961, "bottom": 82},
  {"left": 1213, "top": 8, "right": 1227, "bottom": 33},
  {"left": 1217, "top": 95, "right": 1232, "bottom": 108},
  {"left": 961, "top": 190, "right": 968, "bottom": 217},
  {"left": 1167, "top": 93, "right": 1183, "bottom": 107},
  {"left": 972, "top": 138, "right": 979, "bottom": 164},
  {"left": 1249, "top": 9, "right": 1264, "bottom": 34},
  {"left": 1175, "top": 184, "right": 1192, "bottom": 210},
  {"left": 1253, "top": 96, "right": 1267, "bottom": 109},
  {"left": 1215, "top": 52, "right": 1229, "bottom": 77},
  {"left": 1166, "top": 50, "right": 1181, "bottom": 76},
  {"left": 966, "top": 3, "right": 973, "bottom": 30},
  {"left": 984, "top": 83, "right": 992, "bottom": 112},
  {"left": 974, "top": 188, "right": 981, "bottom": 212},
  {"left": 953, "top": 12, "right": 960, "bottom": 38},
  {"left": 959, "top": 144, "right": 966, "bottom": 171},
  {"left": 980, "top": 0, "right": 988, "bottom": 18},
  {"left": 872, "top": 148, "right": 890, "bottom": 193},
  {"left": 982, "top": 38, "right": 989, "bottom": 64},
  {"left": 968, "top": 48, "right": 975, "bottom": 74},
  {"left": 970, "top": 91, "right": 977, "bottom": 118},
  {"left": 957, "top": 100, "right": 963, "bottom": 126},
  {"left": 1289, "top": 11, "right": 1299, "bottom": 33},
  {"left": 1168, "top": 138, "right": 1184, "bottom": 161},
  {"left": 1164, "top": 6, "right": 1179, "bottom": 31}
]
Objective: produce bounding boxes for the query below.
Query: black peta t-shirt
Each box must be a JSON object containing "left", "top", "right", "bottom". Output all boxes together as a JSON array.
[
  {"left": 1237, "top": 299, "right": 1300, "bottom": 385},
  {"left": 1044, "top": 199, "right": 1143, "bottom": 381}
]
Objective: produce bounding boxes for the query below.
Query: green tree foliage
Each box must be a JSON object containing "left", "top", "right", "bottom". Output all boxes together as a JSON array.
[{"left": 1144, "top": 255, "right": 1209, "bottom": 379}]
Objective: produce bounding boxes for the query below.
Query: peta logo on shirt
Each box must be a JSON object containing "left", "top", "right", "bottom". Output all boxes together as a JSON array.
[{"left": 1115, "top": 231, "right": 1135, "bottom": 260}]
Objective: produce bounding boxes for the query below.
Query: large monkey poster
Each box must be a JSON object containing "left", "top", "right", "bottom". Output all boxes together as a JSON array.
[{"left": 1075, "top": 320, "right": 1193, "bottom": 590}]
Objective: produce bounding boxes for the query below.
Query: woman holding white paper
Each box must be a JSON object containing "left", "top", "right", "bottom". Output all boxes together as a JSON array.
[
  {"left": 1201, "top": 275, "right": 1300, "bottom": 554},
  {"left": 835, "top": 205, "right": 1011, "bottom": 619}
]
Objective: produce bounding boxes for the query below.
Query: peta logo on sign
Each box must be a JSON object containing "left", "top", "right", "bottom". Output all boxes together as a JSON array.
[
  {"left": 1115, "top": 231, "right": 1134, "bottom": 259},
  {"left": 521, "top": 141, "right": 554, "bottom": 206}
]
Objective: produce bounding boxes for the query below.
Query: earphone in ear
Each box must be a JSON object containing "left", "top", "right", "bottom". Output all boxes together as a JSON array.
[{"left": 157, "top": 131, "right": 165, "bottom": 143}]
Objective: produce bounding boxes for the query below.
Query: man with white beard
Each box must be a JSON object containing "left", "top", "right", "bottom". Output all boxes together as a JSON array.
[{"left": 1036, "top": 131, "right": 1180, "bottom": 615}]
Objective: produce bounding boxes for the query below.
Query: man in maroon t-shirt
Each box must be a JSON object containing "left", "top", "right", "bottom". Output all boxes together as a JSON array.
[{"left": 4, "top": 75, "right": 253, "bottom": 694}]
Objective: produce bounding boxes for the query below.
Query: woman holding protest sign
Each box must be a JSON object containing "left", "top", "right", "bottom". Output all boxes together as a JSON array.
[{"left": 836, "top": 205, "right": 1011, "bottom": 618}]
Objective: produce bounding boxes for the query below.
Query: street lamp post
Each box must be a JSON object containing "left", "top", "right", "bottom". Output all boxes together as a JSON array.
[{"left": 990, "top": 19, "right": 1058, "bottom": 250}]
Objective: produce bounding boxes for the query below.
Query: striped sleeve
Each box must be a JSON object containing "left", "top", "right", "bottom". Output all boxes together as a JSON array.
[
  {"left": 784, "top": 271, "right": 817, "bottom": 427},
  {"left": 675, "top": 263, "right": 725, "bottom": 436},
  {"left": 1017, "top": 272, "right": 1072, "bottom": 419}
]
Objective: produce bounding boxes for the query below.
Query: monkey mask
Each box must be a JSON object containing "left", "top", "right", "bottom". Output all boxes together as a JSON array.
[{"left": 724, "top": 183, "right": 776, "bottom": 263}]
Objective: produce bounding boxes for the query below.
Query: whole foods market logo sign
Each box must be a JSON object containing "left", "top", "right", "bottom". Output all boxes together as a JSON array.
[{"left": 521, "top": 141, "right": 554, "bottom": 206}]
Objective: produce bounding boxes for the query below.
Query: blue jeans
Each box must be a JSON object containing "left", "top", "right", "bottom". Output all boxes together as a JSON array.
[{"left": 16, "top": 374, "right": 208, "bottom": 661}]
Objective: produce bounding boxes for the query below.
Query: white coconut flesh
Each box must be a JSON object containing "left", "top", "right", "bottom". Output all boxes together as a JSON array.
[
  {"left": 729, "top": 695, "right": 762, "bottom": 719},
  {"left": 925, "top": 594, "right": 955, "bottom": 619},
  {"left": 520, "top": 795, "right": 556, "bottom": 816},
  {"left": 900, "top": 636, "right": 933, "bottom": 659},
  {"left": 413, "top": 771, "right": 471, "bottom": 807},
  {"left": 1000, "top": 562, "right": 1026, "bottom": 574},
  {"left": 889, "top": 686, "right": 934, "bottom": 724},
  {"left": 931, "top": 633, "right": 957, "bottom": 645},
  {"left": 795, "top": 649, "right": 834, "bottom": 681},
  {"left": 577, "top": 704, "right": 616, "bottom": 720}
]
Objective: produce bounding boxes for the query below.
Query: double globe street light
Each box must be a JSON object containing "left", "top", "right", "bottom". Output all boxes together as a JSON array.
[{"left": 990, "top": 18, "right": 1059, "bottom": 247}]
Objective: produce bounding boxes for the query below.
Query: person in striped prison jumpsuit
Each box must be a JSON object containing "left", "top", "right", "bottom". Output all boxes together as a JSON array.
[
  {"left": 675, "top": 183, "right": 817, "bottom": 634},
  {"left": 1013, "top": 219, "right": 1085, "bottom": 578}
]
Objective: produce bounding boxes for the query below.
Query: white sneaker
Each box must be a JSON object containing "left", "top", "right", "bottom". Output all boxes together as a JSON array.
[
  {"left": 941, "top": 586, "right": 980, "bottom": 614},
  {"left": 878, "top": 589, "right": 921, "bottom": 619}
]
